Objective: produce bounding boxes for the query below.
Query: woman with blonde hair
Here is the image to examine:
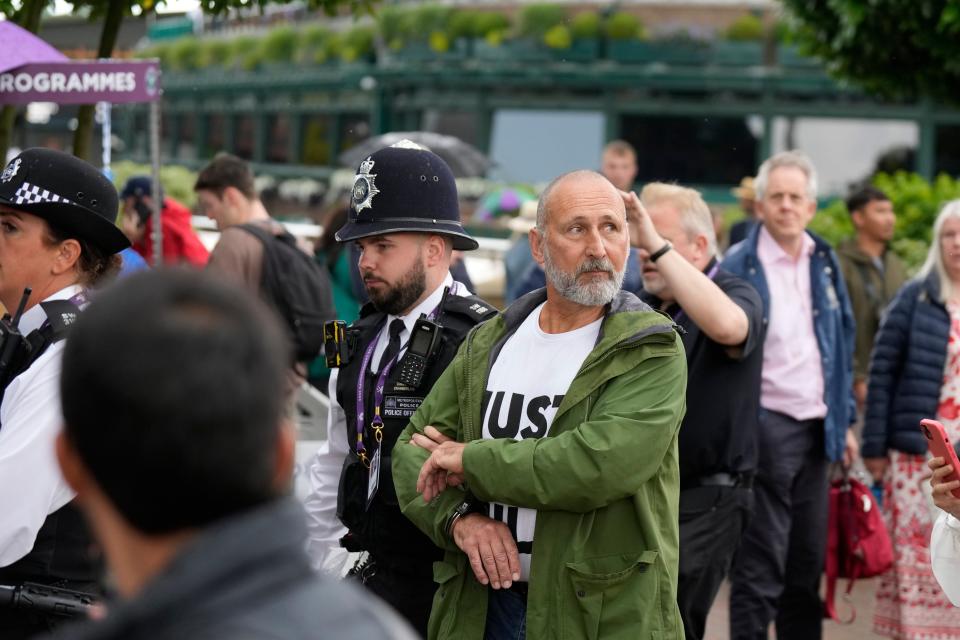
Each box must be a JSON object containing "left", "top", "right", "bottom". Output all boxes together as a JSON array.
[{"left": 863, "top": 198, "right": 960, "bottom": 638}]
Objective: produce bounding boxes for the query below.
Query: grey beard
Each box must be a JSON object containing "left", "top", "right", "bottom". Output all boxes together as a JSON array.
[{"left": 543, "top": 246, "right": 625, "bottom": 307}]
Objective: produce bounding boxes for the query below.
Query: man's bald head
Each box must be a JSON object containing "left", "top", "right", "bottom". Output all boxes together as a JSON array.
[
  {"left": 536, "top": 170, "right": 624, "bottom": 235},
  {"left": 531, "top": 170, "right": 628, "bottom": 307}
]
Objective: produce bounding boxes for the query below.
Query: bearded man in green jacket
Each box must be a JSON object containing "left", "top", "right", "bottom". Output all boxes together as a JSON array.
[{"left": 392, "top": 170, "right": 687, "bottom": 640}]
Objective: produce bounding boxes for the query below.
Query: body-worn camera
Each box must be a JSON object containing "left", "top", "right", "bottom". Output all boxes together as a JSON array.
[{"left": 323, "top": 320, "right": 351, "bottom": 368}]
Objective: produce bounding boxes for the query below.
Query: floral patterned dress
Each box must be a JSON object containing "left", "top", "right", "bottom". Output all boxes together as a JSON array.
[{"left": 875, "top": 302, "right": 960, "bottom": 639}]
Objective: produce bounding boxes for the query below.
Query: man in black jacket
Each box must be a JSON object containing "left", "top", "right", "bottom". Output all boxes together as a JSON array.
[{"left": 46, "top": 270, "right": 414, "bottom": 640}]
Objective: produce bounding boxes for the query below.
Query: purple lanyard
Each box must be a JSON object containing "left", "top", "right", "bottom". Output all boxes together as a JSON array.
[
  {"left": 671, "top": 263, "right": 720, "bottom": 326},
  {"left": 69, "top": 290, "right": 89, "bottom": 307},
  {"left": 353, "top": 284, "right": 457, "bottom": 465}
]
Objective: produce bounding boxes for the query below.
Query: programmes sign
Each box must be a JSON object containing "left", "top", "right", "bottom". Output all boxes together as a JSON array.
[{"left": 0, "top": 60, "right": 162, "bottom": 105}]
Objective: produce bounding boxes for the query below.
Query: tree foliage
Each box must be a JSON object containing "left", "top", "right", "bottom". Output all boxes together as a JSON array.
[{"left": 781, "top": 0, "right": 960, "bottom": 103}]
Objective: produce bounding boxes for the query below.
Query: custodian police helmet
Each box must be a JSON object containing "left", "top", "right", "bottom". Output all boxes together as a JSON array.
[
  {"left": 335, "top": 141, "right": 479, "bottom": 251},
  {"left": 0, "top": 148, "right": 129, "bottom": 254}
]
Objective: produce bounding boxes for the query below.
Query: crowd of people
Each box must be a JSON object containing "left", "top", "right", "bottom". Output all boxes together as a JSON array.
[{"left": 1, "top": 137, "right": 960, "bottom": 640}]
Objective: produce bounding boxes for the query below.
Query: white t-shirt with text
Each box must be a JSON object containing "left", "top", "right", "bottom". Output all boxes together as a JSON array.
[{"left": 481, "top": 302, "right": 601, "bottom": 580}]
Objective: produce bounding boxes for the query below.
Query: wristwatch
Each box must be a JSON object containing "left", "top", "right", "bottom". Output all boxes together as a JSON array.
[
  {"left": 649, "top": 241, "right": 673, "bottom": 263},
  {"left": 444, "top": 499, "right": 474, "bottom": 538}
]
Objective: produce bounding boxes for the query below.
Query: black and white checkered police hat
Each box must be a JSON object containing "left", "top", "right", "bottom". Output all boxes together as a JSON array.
[
  {"left": 336, "top": 141, "right": 478, "bottom": 251},
  {"left": 0, "top": 148, "right": 129, "bottom": 254}
]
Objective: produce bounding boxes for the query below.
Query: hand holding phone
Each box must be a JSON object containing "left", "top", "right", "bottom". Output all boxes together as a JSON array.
[{"left": 921, "top": 418, "right": 960, "bottom": 499}]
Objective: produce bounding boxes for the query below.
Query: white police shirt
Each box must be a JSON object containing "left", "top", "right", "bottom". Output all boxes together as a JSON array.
[
  {"left": 481, "top": 301, "right": 601, "bottom": 580},
  {"left": 303, "top": 273, "right": 469, "bottom": 572},
  {"left": 0, "top": 285, "right": 83, "bottom": 567}
]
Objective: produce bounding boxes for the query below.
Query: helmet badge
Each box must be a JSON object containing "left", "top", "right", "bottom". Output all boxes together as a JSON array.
[
  {"left": 1, "top": 158, "right": 21, "bottom": 184},
  {"left": 352, "top": 157, "right": 379, "bottom": 213}
]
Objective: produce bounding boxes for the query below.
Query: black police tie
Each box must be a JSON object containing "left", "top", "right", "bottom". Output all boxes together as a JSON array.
[{"left": 377, "top": 319, "right": 406, "bottom": 373}]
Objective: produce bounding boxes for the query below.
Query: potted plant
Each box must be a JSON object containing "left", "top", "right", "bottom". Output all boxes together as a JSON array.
[
  {"left": 230, "top": 35, "right": 262, "bottom": 71},
  {"left": 300, "top": 26, "right": 334, "bottom": 66},
  {"left": 338, "top": 25, "right": 376, "bottom": 65},
  {"left": 604, "top": 11, "right": 647, "bottom": 63},
  {"left": 649, "top": 29, "right": 710, "bottom": 66},
  {"left": 169, "top": 37, "right": 204, "bottom": 72},
  {"left": 714, "top": 13, "right": 764, "bottom": 65},
  {"left": 259, "top": 26, "right": 301, "bottom": 70},
  {"left": 509, "top": 3, "right": 564, "bottom": 61},
  {"left": 472, "top": 11, "right": 513, "bottom": 61},
  {"left": 200, "top": 39, "right": 234, "bottom": 70},
  {"left": 562, "top": 11, "right": 601, "bottom": 62}
]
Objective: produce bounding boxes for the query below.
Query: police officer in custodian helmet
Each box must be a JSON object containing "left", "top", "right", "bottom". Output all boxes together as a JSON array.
[
  {"left": 0, "top": 148, "right": 129, "bottom": 637},
  {"left": 304, "top": 142, "right": 497, "bottom": 634}
]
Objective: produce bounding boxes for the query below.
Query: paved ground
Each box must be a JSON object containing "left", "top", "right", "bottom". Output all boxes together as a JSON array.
[{"left": 704, "top": 577, "right": 882, "bottom": 639}]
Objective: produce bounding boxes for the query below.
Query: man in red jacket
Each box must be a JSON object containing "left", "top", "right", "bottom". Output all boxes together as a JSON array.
[{"left": 120, "top": 176, "right": 209, "bottom": 267}]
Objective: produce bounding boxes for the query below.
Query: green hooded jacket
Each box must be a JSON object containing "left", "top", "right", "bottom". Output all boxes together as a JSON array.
[
  {"left": 392, "top": 289, "right": 687, "bottom": 640},
  {"left": 836, "top": 239, "right": 908, "bottom": 382}
]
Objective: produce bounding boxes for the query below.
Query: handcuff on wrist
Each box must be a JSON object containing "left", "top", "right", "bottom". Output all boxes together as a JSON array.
[{"left": 445, "top": 499, "right": 474, "bottom": 538}]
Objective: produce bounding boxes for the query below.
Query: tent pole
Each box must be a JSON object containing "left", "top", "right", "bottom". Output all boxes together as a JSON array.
[{"left": 149, "top": 100, "right": 162, "bottom": 267}]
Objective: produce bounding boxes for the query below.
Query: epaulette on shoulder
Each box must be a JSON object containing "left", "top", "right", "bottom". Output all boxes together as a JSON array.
[{"left": 444, "top": 295, "right": 499, "bottom": 323}]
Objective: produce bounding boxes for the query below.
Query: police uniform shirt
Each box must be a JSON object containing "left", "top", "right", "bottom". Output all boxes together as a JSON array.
[
  {"left": 0, "top": 285, "right": 83, "bottom": 567},
  {"left": 304, "top": 272, "right": 468, "bottom": 571}
]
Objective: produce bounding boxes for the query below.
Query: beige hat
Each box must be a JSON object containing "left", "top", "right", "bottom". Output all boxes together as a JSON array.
[{"left": 731, "top": 176, "right": 755, "bottom": 201}]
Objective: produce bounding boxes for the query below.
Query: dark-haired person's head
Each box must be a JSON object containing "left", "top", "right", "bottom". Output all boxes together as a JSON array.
[
  {"left": 0, "top": 148, "right": 128, "bottom": 312},
  {"left": 194, "top": 153, "right": 259, "bottom": 230},
  {"left": 57, "top": 269, "right": 294, "bottom": 542},
  {"left": 846, "top": 185, "right": 895, "bottom": 244}
]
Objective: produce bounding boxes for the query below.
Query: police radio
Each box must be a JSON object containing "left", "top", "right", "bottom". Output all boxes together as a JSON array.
[
  {"left": 396, "top": 285, "right": 450, "bottom": 387},
  {"left": 0, "top": 288, "right": 32, "bottom": 392},
  {"left": 396, "top": 316, "right": 441, "bottom": 387}
]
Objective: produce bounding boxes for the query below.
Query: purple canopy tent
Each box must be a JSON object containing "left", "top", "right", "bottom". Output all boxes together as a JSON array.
[
  {"left": 0, "top": 21, "right": 165, "bottom": 265},
  {"left": 0, "top": 21, "right": 68, "bottom": 73}
]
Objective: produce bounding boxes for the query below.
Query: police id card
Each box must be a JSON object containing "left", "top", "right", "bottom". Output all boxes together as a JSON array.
[{"left": 366, "top": 447, "right": 381, "bottom": 510}]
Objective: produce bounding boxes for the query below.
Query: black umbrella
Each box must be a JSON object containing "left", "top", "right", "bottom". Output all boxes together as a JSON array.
[{"left": 338, "top": 131, "right": 493, "bottom": 178}]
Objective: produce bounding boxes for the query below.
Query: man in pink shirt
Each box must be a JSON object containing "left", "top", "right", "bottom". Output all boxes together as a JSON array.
[{"left": 722, "top": 150, "right": 859, "bottom": 640}]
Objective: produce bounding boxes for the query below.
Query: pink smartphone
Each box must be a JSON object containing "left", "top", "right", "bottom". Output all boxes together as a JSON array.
[{"left": 921, "top": 418, "right": 960, "bottom": 498}]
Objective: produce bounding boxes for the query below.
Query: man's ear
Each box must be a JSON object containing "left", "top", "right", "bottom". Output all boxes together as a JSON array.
[
  {"left": 424, "top": 234, "right": 448, "bottom": 268},
  {"left": 529, "top": 228, "right": 546, "bottom": 267},
  {"left": 693, "top": 233, "right": 709, "bottom": 263},
  {"left": 754, "top": 199, "right": 766, "bottom": 222},
  {"left": 850, "top": 209, "right": 864, "bottom": 231},
  {"left": 55, "top": 431, "right": 89, "bottom": 498},
  {"left": 222, "top": 186, "right": 244, "bottom": 209}
]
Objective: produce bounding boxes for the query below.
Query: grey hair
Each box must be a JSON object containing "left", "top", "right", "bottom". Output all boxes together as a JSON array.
[
  {"left": 535, "top": 169, "right": 612, "bottom": 236},
  {"left": 754, "top": 150, "right": 818, "bottom": 201},
  {"left": 918, "top": 199, "right": 960, "bottom": 302},
  {"left": 639, "top": 182, "right": 717, "bottom": 258}
]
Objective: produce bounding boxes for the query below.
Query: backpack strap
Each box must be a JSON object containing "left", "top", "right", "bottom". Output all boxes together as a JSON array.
[{"left": 237, "top": 221, "right": 296, "bottom": 247}]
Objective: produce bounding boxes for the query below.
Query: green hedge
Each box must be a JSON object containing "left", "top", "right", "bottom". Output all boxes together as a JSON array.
[
  {"left": 808, "top": 171, "right": 960, "bottom": 273},
  {"left": 110, "top": 161, "right": 199, "bottom": 211}
]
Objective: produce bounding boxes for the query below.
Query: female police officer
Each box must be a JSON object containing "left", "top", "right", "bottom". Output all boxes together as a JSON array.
[{"left": 0, "top": 148, "right": 129, "bottom": 636}]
